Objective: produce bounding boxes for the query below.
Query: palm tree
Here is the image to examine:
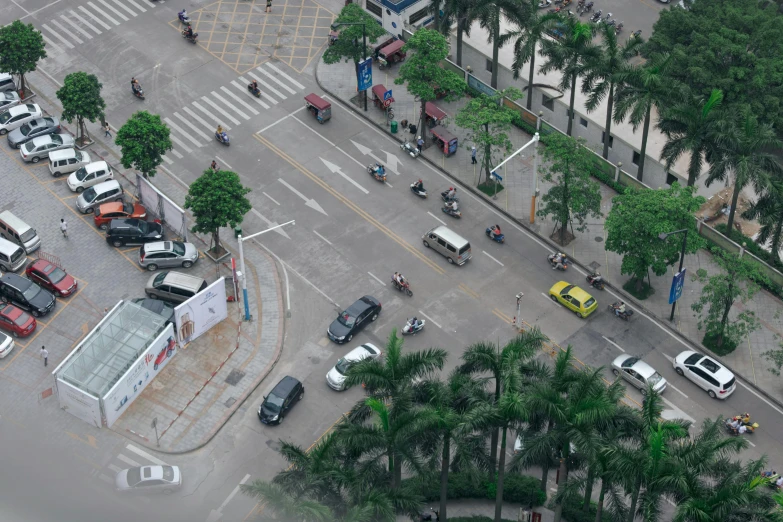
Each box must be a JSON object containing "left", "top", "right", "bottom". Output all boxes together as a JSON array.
[
  {"left": 475, "top": 0, "right": 525, "bottom": 89},
  {"left": 437, "top": 0, "right": 479, "bottom": 66},
  {"left": 742, "top": 178, "right": 783, "bottom": 264},
  {"left": 613, "top": 53, "right": 681, "bottom": 182},
  {"left": 499, "top": 0, "right": 560, "bottom": 111},
  {"left": 539, "top": 17, "right": 600, "bottom": 136},
  {"left": 582, "top": 23, "right": 644, "bottom": 159},
  {"left": 657, "top": 89, "right": 726, "bottom": 187},
  {"left": 240, "top": 481, "right": 334, "bottom": 522},
  {"left": 706, "top": 110, "right": 783, "bottom": 234}
]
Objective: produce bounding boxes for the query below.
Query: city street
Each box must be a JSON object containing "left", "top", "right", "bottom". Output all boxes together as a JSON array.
[{"left": 0, "top": 0, "right": 780, "bottom": 521}]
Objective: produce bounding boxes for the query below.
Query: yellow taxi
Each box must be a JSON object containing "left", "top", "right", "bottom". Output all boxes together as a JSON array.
[{"left": 549, "top": 281, "right": 597, "bottom": 318}]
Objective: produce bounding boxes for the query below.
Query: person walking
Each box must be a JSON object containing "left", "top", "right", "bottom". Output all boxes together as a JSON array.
[
  {"left": 471, "top": 146, "right": 477, "bottom": 164},
  {"left": 103, "top": 123, "right": 111, "bottom": 138},
  {"left": 265, "top": 0, "right": 271, "bottom": 12},
  {"left": 60, "top": 218, "right": 68, "bottom": 239},
  {"left": 41, "top": 346, "right": 48, "bottom": 367}
]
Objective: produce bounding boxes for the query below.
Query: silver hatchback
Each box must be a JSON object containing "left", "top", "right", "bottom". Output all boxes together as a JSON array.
[
  {"left": 20, "top": 133, "right": 75, "bottom": 163},
  {"left": 139, "top": 241, "right": 199, "bottom": 271},
  {"left": 611, "top": 355, "right": 667, "bottom": 395}
]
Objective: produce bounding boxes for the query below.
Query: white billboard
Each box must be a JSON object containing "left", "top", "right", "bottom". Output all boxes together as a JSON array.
[
  {"left": 56, "top": 379, "right": 102, "bottom": 428},
  {"left": 102, "top": 323, "right": 177, "bottom": 428},
  {"left": 174, "top": 277, "right": 228, "bottom": 344}
]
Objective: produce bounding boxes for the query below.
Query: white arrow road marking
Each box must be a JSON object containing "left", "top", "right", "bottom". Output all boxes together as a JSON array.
[
  {"left": 351, "top": 140, "right": 399, "bottom": 175},
  {"left": 602, "top": 335, "right": 625, "bottom": 353},
  {"left": 277, "top": 178, "right": 327, "bottom": 215},
  {"left": 418, "top": 311, "right": 442, "bottom": 329},
  {"left": 250, "top": 209, "right": 290, "bottom": 239},
  {"left": 382, "top": 150, "right": 402, "bottom": 173},
  {"left": 427, "top": 211, "right": 447, "bottom": 226},
  {"left": 482, "top": 250, "right": 504, "bottom": 267},
  {"left": 319, "top": 158, "right": 369, "bottom": 194}
]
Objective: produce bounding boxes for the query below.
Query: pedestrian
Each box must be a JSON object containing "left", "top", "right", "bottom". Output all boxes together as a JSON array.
[
  {"left": 210, "top": 160, "right": 218, "bottom": 171},
  {"left": 41, "top": 346, "right": 48, "bottom": 367},
  {"left": 103, "top": 122, "right": 111, "bottom": 138},
  {"left": 60, "top": 218, "right": 68, "bottom": 239},
  {"left": 265, "top": 0, "right": 271, "bottom": 12},
  {"left": 103, "top": 307, "right": 109, "bottom": 316},
  {"left": 471, "top": 146, "right": 477, "bottom": 164}
]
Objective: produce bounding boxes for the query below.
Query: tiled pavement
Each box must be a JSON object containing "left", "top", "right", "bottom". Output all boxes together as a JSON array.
[{"left": 315, "top": 57, "right": 783, "bottom": 407}]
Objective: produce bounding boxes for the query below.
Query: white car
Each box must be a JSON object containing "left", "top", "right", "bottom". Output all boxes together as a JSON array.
[
  {"left": 0, "top": 91, "right": 20, "bottom": 112},
  {"left": 0, "top": 331, "right": 14, "bottom": 359},
  {"left": 326, "top": 343, "right": 382, "bottom": 390},
  {"left": 611, "top": 355, "right": 667, "bottom": 395},
  {"left": 673, "top": 350, "right": 736, "bottom": 399},
  {"left": 115, "top": 465, "right": 182, "bottom": 494},
  {"left": 67, "top": 161, "right": 114, "bottom": 192},
  {"left": 0, "top": 104, "right": 42, "bottom": 135}
]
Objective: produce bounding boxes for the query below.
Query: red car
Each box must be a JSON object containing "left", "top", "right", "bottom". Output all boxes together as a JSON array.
[
  {"left": 93, "top": 201, "right": 148, "bottom": 230},
  {"left": 25, "top": 259, "right": 77, "bottom": 297},
  {"left": 0, "top": 303, "right": 36, "bottom": 338}
]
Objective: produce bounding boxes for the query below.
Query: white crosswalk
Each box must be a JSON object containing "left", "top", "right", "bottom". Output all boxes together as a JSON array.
[{"left": 95, "top": 443, "right": 172, "bottom": 489}]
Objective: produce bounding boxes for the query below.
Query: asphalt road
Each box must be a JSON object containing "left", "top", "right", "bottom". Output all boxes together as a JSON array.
[{"left": 0, "top": 0, "right": 779, "bottom": 520}]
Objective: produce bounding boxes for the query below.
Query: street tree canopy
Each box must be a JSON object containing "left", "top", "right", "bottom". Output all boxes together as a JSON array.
[
  {"left": 184, "top": 170, "right": 251, "bottom": 254},
  {"left": 115, "top": 111, "right": 172, "bottom": 179},
  {"left": 56, "top": 72, "right": 106, "bottom": 145},
  {"left": 322, "top": 3, "right": 388, "bottom": 67},
  {"left": 0, "top": 20, "right": 47, "bottom": 97},
  {"left": 605, "top": 183, "right": 705, "bottom": 292}
]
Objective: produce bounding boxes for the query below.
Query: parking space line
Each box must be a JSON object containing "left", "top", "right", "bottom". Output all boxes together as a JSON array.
[
  {"left": 427, "top": 211, "right": 447, "bottom": 226},
  {"left": 666, "top": 383, "right": 689, "bottom": 399},
  {"left": 418, "top": 310, "right": 442, "bottom": 329},
  {"left": 602, "top": 335, "right": 625, "bottom": 353},
  {"left": 262, "top": 192, "right": 280, "bottom": 205}
]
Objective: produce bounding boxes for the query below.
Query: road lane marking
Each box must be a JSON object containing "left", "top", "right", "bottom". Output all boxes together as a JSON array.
[
  {"left": 107, "top": 464, "right": 122, "bottom": 474},
  {"left": 59, "top": 15, "right": 92, "bottom": 40},
  {"left": 95, "top": 0, "right": 129, "bottom": 22},
  {"left": 250, "top": 208, "right": 290, "bottom": 239},
  {"left": 255, "top": 66, "right": 297, "bottom": 95},
  {"left": 542, "top": 292, "right": 556, "bottom": 303},
  {"left": 748, "top": 440, "right": 756, "bottom": 447},
  {"left": 602, "top": 336, "right": 625, "bottom": 352},
  {"left": 458, "top": 283, "right": 480, "bottom": 299},
  {"left": 247, "top": 70, "right": 285, "bottom": 101},
  {"left": 418, "top": 311, "right": 442, "bottom": 329},
  {"left": 78, "top": 5, "right": 113, "bottom": 29},
  {"left": 482, "top": 250, "right": 504, "bottom": 266},
  {"left": 188, "top": 104, "right": 231, "bottom": 131},
  {"left": 164, "top": 117, "right": 202, "bottom": 147},
  {"left": 318, "top": 157, "right": 369, "bottom": 194},
  {"left": 168, "top": 134, "right": 194, "bottom": 154},
  {"left": 220, "top": 473, "right": 251, "bottom": 510},
  {"left": 312, "top": 230, "right": 331, "bottom": 245},
  {"left": 262, "top": 192, "right": 280, "bottom": 205},
  {"left": 427, "top": 211, "right": 446, "bottom": 226},
  {"left": 215, "top": 155, "right": 232, "bottom": 170},
  {"left": 201, "top": 96, "right": 240, "bottom": 125},
  {"left": 660, "top": 397, "right": 694, "bottom": 423},
  {"left": 666, "top": 383, "right": 689, "bottom": 399},
  {"left": 69, "top": 10, "right": 101, "bottom": 34},
  {"left": 368, "top": 272, "right": 385, "bottom": 286},
  {"left": 108, "top": 0, "right": 138, "bottom": 17},
  {"left": 493, "top": 308, "right": 513, "bottom": 324},
  {"left": 41, "top": 24, "right": 75, "bottom": 48},
  {"left": 211, "top": 91, "right": 251, "bottom": 120},
  {"left": 117, "top": 453, "right": 141, "bottom": 467},
  {"left": 265, "top": 63, "right": 306, "bottom": 89},
  {"left": 125, "top": 443, "right": 167, "bottom": 465},
  {"left": 171, "top": 112, "right": 210, "bottom": 141},
  {"left": 233, "top": 79, "right": 271, "bottom": 109},
  {"left": 257, "top": 107, "right": 305, "bottom": 133},
  {"left": 220, "top": 85, "right": 260, "bottom": 115}
]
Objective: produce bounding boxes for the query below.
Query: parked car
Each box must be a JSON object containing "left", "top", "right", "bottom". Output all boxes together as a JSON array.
[
  {"left": 673, "top": 351, "right": 736, "bottom": 399},
  {"left": 611, "top": 355, "right": 667, "bottom": 395},
  {"left": 0, "top": 91, "right": 20, "bottom": 112},
  {"left": 106, "top": 218, "right": 163, "bottom": 247},
  {"left": 0, "top": 303, "right": 36, "bottom": 338},
  {"left": 138, "top": 241, "right": 199, "bottom": 271},
  {"left": 132, "top": 298, "right": 174, "bottom": 324},
  {"left": 76, "top": 179, "right": 123, "bottom": 214},
  {"left": 548, "top": 282, "right": 597, "bottom": 318},
  {"left": 25, "top": 259, "right": 77, "bottom": 297},
  {"left": 0, "top": 273, "right": 56, "bottom": 317},
  {"left": 7, "top": 117, "right": 60, "bottom": 149},
  {"left": 326, "top": 343, "right": 382, "bottom": 390},
  {"left": 115, "top": 465, "right": 182, "bottom": 494},
  {"left": 20, "top": 133, "right": 75, "bottom": 163},
  {"left": 0, "top": 104, "right": 42, "bottom": 135},
  {"left": 258, "top": 376, "right": 304, "bottom": 425},
  {"left": 144, "top": 271, "right": 207, "bottom": 304},
  {"left": 94, "top": 202, "right": 147, "bottom": 230},
  {"left": 0, "top": 331, "right": 13, "bottom": 358},
  {"left": 327, "top": 296, "right": 381, "bottom": 344},
  {"left": 66, "top": 160, "right": 113, "bottom": 193},
  {"left": 0, "top": 73, "right": 16, "bottom": 93}
]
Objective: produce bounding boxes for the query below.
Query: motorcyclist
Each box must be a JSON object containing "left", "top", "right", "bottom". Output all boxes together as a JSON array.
[
  {"left": 445, "top": 200, "right": 459, "bottom": 212},
  {"left": 210, "top": 160, "right": 218, "bottom": 171},
  {"left": 446, "top": 187, "right": 456, "bottom": 200},
  {"left": 374, "top": 163, "right": 385, "bottom": 177},
  {"left": 490, "top": 224, "right": 501, "bottom": 239},
  {"left": 410, "top": 316, "right": 421, "bottom": 329},
  {"left": 250, "top": 79, "right": 259, "bottom": 93},
  {"left": 736, "top": 413, "right": 751, "bottom": 425},
  {"left": 184, "top": 24, "right": 194, "bottom": 38},
  {"left": 396, "top": 273, "right": 406, "bottom": 286},
  {"left": 179, "top": 9, "right": 188, "bottom": 21},
  {"left": 728, "top": 418, "right": 741, "bottom": 431},
  {"left": 413, "top": 179, "right": 424, "bottom": 192},
  {"left": 613, "top": 301, "right": 626, "bottom": 317},
  {"left": 131, "top": 77, "right": 140, "bottom": 93},
  {"left": 216, "top": 125, "right": 224, "bottom": 139},
  {"left": 776, "top": 476, "right": 783, "bottom": 490}
]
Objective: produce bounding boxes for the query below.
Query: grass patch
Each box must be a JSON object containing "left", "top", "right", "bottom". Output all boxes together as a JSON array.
[
  {"left": 478, "top": 180, "right": 504, "bottom": 197},
  {"left": 622, "top": 278, "right": 655, "bottom": 300},
  {"left": 702, "top": 331, "right": 739, "bottom": 356}
]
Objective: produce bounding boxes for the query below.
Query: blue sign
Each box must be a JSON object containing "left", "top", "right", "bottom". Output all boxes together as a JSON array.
[
  {"left": 668, "top": 268, "right": 686, "bottom": 305},
  {"left": 383, "top": 89, "right": 392, "bottom": 101},
  {"left": 491, "top": 171, "right": 503, "bottom": 182},
  {"left": 358, "top": 58, "right": 373, "bottom": 92}
]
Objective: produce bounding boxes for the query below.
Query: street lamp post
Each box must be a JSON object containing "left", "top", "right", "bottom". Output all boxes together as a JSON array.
[
  {"left": 658, "top": 228, "right": 688, "bottom": 321},
  {"left": 331, "top": 22, "right": 368, "bottom": 112},
  {"left": 237, "top": 220, "right": 295, "bottom": 321}
]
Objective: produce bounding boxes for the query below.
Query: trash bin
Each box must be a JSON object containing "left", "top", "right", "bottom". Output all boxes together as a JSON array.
[
  {"left": 390, "top": 120, "right": 398, "bottom": 134},
  {"left": 234, "top": 226, "right": 242, "bottom": 238}
]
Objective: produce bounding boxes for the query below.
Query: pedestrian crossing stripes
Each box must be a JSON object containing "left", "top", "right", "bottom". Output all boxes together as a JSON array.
[{"left": 97, "top": 443, "right": 172, "bottom": 491}]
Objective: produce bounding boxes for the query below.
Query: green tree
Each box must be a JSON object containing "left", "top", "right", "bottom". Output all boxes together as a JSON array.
[
  {"left": 394, "top": 29, "right": 465, "bottom": 144},
  {"left": 539, "top": 18, "right": 599, "bottom": 136},
  {"left": 0, "top": 20, "right": 47, "bottom": 98},
  {"left": 706, "top": 111, "right": 783, "bottom": 235},
  {"left": 439, "top": 0, "right": 482, "bottom": 66},
  {"left": 240, "top": 481, "right": 334, "bottom": 521},
  {"left": 56, "top": 72, "right": 106, "bottom": 146},
  {"left": 454, "top": 87, "right": 524, "bottom": 185},
  {"left": 657, "top": 89, "right": 725, "bottom": 188},
  {"left": 582, "top": 22, "right": 643, "bottom": 160},
  {"left": 537, "top": 133, "right": 602, "bottom": 245},
  {"left": 604, "top": 183, "right": 705, "bottom": 293},
  {"left": 499, "top": 0, "right": 559, "bottom": 111},
  {"left": 691, "top": 247, "right": 765, "bottom": 353},
  {"left": 115, "top": 111, "right": 173, "bottom": 179},
  {"left": 184, "top": 169, "right": 251, "bottom": 254},
  {"left": 613, "top": 53, "right": 681, "bottom": 182},
  {"left": 742, "top": 179, "right": 783, "bottom": 264}
]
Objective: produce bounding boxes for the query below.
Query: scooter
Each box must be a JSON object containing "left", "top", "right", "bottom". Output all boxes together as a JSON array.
[
  {"left": 608, "top": 302, "right": 633, "bottom": 321},
  {"left": 367, "top": 163, "right": 387, "bottom": 182},
  {"left": 132, "top": 85, "right": 145, "bottom": 100},
  {"left": 590, "top": 9, "right": 602, "bottom": 22},
  {"left": 730, "top": 413, "right": 753, "bottom": 426},
  {"left": 586, "top": 272, "right": 604, "bottom": 290},
  {"left": 178, "top": 10, "right": 191, "bottom": 24},
  {"left": 247, "top": 83, "right": 261, "bottom": 98},
  {"left": 420, "top": 508, "right": 440, "bottom": 521},
  {"left": 615, "top": 22, "right": 623, "bottom": 34},
  {"left": 602, "top": 12, "right": 613, "bottom": 22},
  {"left": 400, "top": 140, "right": 421, "bottom": 158},
  {"left": 486, "top": 227, "right": 505, "bottom": 244},
  {"left": 391, "top": 276, "right": 413, "bottom": 297},
  {"left": 410, "top": 183, "right": 427, "bottom": 198},
  {"left": 215, "top": 131, "right": 230, "bottom": 146},
  {"left": 582, "top": 1, "right": 593, "bottom": 13},
  {"left": 547, "top": 252, "right": 568, "bottom": 271},
  {"left": 182, "top": 30, "right": 198, "bottom": 43},
  {"left": 402, "top": 318, "right": 425, "bottom": 336},
  {"left": 441, "top": 189, "right": 459, "bottom": 203},
  {"left": 725, "top": 418, "right": 757, "bottom": 435},
  {"left": 632, "top": 29, "right": 642, "bottom": 38},
  {"left": 442, "top": 205, "right": 461, "bottom": 218}
]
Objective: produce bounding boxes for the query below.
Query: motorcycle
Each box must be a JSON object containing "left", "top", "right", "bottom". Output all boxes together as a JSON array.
[
  {"left": 761, "top": 471, "right": 781, "bottom": 489},
  {"left": 178, "top": 10, "right": 191, "bottom": 24},
  {"left": 547, "top": 252, "right": 568, "bottom": 271},
  {"left": 400, "top": 140, "right": 421, "bottom": 158},
  {"left": 590, "top": 9, "right": 602, "bottom": 22},
  {"left": 731, "top": 413, "right": 753, "bottom": 426},
  {"left": 132, "top": 85, "right": 145, "bottom": 100},
  {"left": 602, "top": 12, "right": 613, "bottom": 22},
  {"left": 632, "top": 29, "right": 642, "bottom": 38},
  {"left": 725, "top": 418, "right": 757, "bottom": 435},
  {"left": 391, "top": 276, "right": 413, "bottom": 297},
  {"left": 215, "top": 131, "right": 230, "bottom": 146},
  {"left": 615, "top": 21, "right": 623, "bottom": 34},
  {"left": 441, "top": 189, "right": 459, "bottom": 203},
  {"left": 583, "top": 1, "right": 593, "bottom": 12},
  {"left": 367, "top": 163, "right": 387, "bottom": 182},
  {"left": 538, "top": 0, "right": 551, "bottom": 7},
  {"left": 486, "top": 227, "right": 505, "bottom": 244},
  {"left": 247, "top": 83, "right": 261, "bottom": 97},
  {"left": 402, "top": 318, "right": 425, "bottom": 336},
  {"left": 410, "top": 182, "right": 427, "bottom": 198},
  {"left": 609, "top": 302, "right": 633, "bottom": 321},
  {"left": 182, "top": 30, "right": 198, "bottom": 43},
  {"left": 442, "top": 205, "right": 461, "bottom": 219},
  {"left": 587, "top": 272, "right": 604, "bottom": 290},
  {"left": 420, "top": 508, "right": 440, "bottom": 521}
]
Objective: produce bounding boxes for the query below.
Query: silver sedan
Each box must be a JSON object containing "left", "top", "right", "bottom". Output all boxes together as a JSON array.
[
  {"left": 115, "top": 465, "right": 182, "bottom": 494},
  {"left": 611, "top": 354, "right": 667, "bottom": 395}
]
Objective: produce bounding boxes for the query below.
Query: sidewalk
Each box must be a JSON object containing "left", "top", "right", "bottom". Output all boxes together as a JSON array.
[
  {"left": 27, "top": 70, "right": 286, "bottom": 453},
  {"left": 315, "top": 58, "right": 783, "bottom": 407}
]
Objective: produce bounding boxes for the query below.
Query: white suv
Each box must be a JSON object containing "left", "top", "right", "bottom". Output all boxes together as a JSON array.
[
  {"left": 0, "top": 104, "right": 42, "bottom": 135},
  {"left": 673, "top": 351, "right": 736, "bottom": 399}
]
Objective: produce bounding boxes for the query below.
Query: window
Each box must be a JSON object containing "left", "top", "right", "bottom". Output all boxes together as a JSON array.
[
  {"left": 580, "top": 117, "right": 588, "bottom": 128},
  {"left": 601, "top": 132, "right": 613, "bottom": 148},
  {"left": 486, "top": 59, "right": 493, "bottom": 73},
  {"left": 365, "top": 1, "right": 382, "bottom": 17},
  {"left": 408, "top": 6, "right": 429, "bottom": 25},
  {"left": 665, "top": 172, "right": 678, "bottom": 185},
  {"left": 446, "top": 244, "right": 456, "bottom": 253},
  {"left": 632, "top": 151, "right": 641, "bottom": 166},
  {"left": 542, "top": 95, "right": 554, "bottom": 111}
]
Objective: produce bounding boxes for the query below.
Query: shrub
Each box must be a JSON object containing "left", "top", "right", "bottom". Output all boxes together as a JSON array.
[
  {"left": 404, "top": 471, "right": 547, "bottom": 507},
  {"left": 709, "top": 224, "right": 783, "bottom": 298},
  {"left": 559, "top": 496, "right": 597, "bottom": 522}
]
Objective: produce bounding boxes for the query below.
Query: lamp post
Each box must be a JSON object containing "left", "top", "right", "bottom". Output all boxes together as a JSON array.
[
  {"left": 658, "top": 228, "right": 688, "bottom": 321},
  {"left": 237, "top": 220, "right": 295, "bottom": 321},
  {"left": 331, "top": 21, "right": 368, "bottom": 112}
]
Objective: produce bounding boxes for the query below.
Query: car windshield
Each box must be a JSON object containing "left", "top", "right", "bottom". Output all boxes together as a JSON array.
[
  {"left": 22, "top": 284, "right": 41, "bottom": 301},
  {"left": 123, "top": 202, "right": 133, "bottom": 214},
  {"left": 621, "top": 357, "right": 639, "bottom": 368},
  {"left": 153, "top": 272, "right": 167, "bottom": 286},
  {"left": 126, "top": 468, "right": 142, "bottom": 487},
  {"left": 51, "top": 135, "right": 63, "bottom": 145},
  {"left": 337, "top": 312, "right": 356, "bottom": 328},
  {"left": 648, "top": 372, "right": 664, "bottom": 386},
  {"left": 74, "top": 167, "right": 89, "bottom": 181},
  {"left": 138, "top": 221, "right": 149, "bottom": 234},
  {"left": 48, "top": 267, "right": 67, "bottom": 284},
  {"left": 161, "top": 466, "right": 175, "bottom": 481},
  {"left": 0, "top": 112, "right": 12, "bottom": 124},
  {"left": 18, "top": 123, "right": 32, "bottom": 134},
  {"left": 264, "top": 393, "right": 284, "bottom": 413},
  {"left": 334, "top": 358, "right": 353, "bottom": 375},
  {"left": 172, "top": 242, "right": 185, "bottom": 256},
  {"left": 20, "top": 229, "right": 37, "bottom": 242},
  {"left": 13, "top": 312, "right": 29, "bottom": 327},
  {"left": 81, "top": 186, "right": 96, "bottom": 201},
  {"left": 584, "top": 297, "right": 596, "bottom": 307}
]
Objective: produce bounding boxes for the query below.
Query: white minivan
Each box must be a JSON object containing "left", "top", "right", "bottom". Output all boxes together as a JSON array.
[
  {"left": 68, "top": 161, "right": 114, "bottom": 193},
  {"left": 49, "top": 149, "right": 91, "bottom": 177}
]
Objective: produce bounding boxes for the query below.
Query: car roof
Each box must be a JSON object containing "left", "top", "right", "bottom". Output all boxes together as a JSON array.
[
  {"left": 616, "top": 356, "right": 657, "bottom": 378},
  {"left": 144, "top": 241, "right": 172, "bottom": 253},
  {"left": 271, "top": 375, "right": 301, "bottom": 396},
  {"left": 344, "top": 343, "right": 380, "bottom": 360},
  {"left": 567, "top": 285, "right": 593, "bottom": 301},
  {"left": 99, "top": 202, "right": 125, "bottom": 214},
  {"left": 30, "top": 259, "right": 57, "bottom": 274},
  {"left": 6, "top": 104, "right": 31, "bottom": 116},
  {"left": 0, "top": 273, "right": 30, "bottom": 289},
  {"left": 132, "top": 298, "right": 173, "bottom": 315},
  {"left": 0, "top": 303, "right": 22, "bottom": 319},
  {"left": 83, "top": 160, "right": 109, "bottom": 172},
  {"left": 346, "top": 296, "right": 379, "bottom": 314}
]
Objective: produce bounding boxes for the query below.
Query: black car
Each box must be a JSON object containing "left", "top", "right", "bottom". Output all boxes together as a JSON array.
[
  {"left": 0, "top": 273, "right": 56, "bottom": 317},
  {"left": 327, "top": 295, "right": 381, "bottom": 344},
  {"left": 132, "top": 298, "right": 174, "bottom": 324},
  {"left": 106, "top": 218, "right": 163, "bottom": 247},
  {"left": 7, "top": 117, "right": 60, "bottom": 149},
  {"left": 258, "top": 376, "right": 304, "bottom": 425}
]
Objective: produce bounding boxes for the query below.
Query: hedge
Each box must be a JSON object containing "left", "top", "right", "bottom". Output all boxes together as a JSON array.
[
  {"left": 559, "top": 496, "right": 597, "bottom": 522},
  {"left": 404, "top": 471, "right": 547, "bottom": 507}
]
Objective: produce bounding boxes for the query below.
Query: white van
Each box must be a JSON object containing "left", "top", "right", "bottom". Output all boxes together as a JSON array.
[
  {"left": 0, "top": 210, "right": 41, "bottom": 254},
  {"left": 49, "top": 149, "right": 91, "bottom": 177},
  {"left": 422, "top": 226, "right": 472, "bottom": 265},
  {"left": 0, "top": 236, "right": 27, "bottom": 272},
  {"left": 67, "top": 160, "right": 113, "bottom": 193}
]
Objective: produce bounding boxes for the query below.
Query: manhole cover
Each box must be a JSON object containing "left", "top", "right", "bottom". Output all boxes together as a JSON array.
[
  {"left": 588, "top": 261, "right": 601, "bottom": 270},
  {"left": 266, "top": 439, "right": 282, "bottom": 452},
  {"left": 225, "top": 397, "right": 236, "bottom": 408},
  {"left": 225, "top": 369, "right": 245, "bottom": 386},
  {"left": 594, "top": 236, "right": 604, "bottom": 242}
]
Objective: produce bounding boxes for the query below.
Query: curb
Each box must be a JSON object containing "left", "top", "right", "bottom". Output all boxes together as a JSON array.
[{"left": 313, "top": 59, "right": 783, "bottom": 414}]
